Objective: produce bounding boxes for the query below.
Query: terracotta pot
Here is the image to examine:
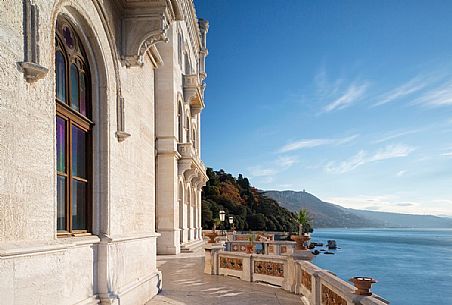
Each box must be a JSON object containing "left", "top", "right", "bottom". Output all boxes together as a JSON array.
[
  {"left": 205, "top": 232, "right": 218, "bottom": 243},
  {"left": 349, "top": 277, "right": 377, "bottom": 296},
  {"left": 245, "top": 244, "right": 254, "bottom": 254},
  {"left": 291, "top": 235, "right": 310, "bottom": 250}
]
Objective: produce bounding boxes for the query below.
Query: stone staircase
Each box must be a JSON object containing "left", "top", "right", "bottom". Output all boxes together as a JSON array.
[{"left": 180, "top": 239, "right": 206, "bottom": 253}]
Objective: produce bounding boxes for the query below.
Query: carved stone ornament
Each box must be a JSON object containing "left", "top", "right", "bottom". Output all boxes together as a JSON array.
[
  {"left": 321, "top": 285, "right": 347, "bottom": 305},
  {"left": 121, "top": 9, "right": 169, "bottom": 67},
  {"left": 254, "top": 261, "right": 284, "bottom": 277},
  {"left": 220, "top": 256, "right": 243, "bottom": 271},
  {"left": 20, "top": 0, "right": 48, "bottom": 82}
]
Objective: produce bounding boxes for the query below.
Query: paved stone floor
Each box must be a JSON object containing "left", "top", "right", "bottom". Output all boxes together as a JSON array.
[{"left": 146, "top": 252, "right": 302, "bottom": 305}]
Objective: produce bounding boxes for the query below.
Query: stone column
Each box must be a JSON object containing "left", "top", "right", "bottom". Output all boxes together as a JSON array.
[
  {"left": 156, "top": 152, "right": 180, "bottom": 254},
  {"left": 186, "top": 189, "right": 191, "bottom": 241},
  {"left": 197, "top": 188, "right": 202, "bottom": 239},
  {"left": 189, "top": 202, "right": 194, "bottom": 241}
]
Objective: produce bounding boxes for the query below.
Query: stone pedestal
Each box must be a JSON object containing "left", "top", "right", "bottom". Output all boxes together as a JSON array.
[
  {"left": 204, "top": 244, "right": 224, "bottom": 275},
  {"left": 292, "top": 250, "right": 315, "bottom": 261}
]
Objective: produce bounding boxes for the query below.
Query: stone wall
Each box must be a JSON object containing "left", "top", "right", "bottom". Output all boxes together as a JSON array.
[{"left": 0, "top": 0, "right": 202, "bottom": 303}]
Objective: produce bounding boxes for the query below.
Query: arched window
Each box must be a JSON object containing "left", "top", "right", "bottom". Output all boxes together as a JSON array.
[
  {"left": 185, "top": 116, "right": 190, "bottom": 142},
  {"left": 192, "top": 129, "right": 196, "bottom": 149},
  {"left": 55, "top": 18, "right": 92, "bottom": 235},
  {"left": 177, "top": 103, "right": 183, "bottom": 142}
]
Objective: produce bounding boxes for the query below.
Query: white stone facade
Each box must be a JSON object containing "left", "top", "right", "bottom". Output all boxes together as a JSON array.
[{"left": 0, "top": 0, "right": 207, "bottom": 304}]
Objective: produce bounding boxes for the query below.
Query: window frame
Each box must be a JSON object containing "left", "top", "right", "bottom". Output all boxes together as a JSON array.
[{"left": 55, "top": 19, "right": 93, "bottom": 237}]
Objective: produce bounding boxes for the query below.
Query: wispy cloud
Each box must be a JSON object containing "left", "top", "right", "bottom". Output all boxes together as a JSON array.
[
  {"left": 248, "top": 156, "right": 298, "bottom": 179},
  {"left": 325, "top": 144, "right": 415, "bottom": 174},
  {"left": 248, "top": 167, "right": 278, "bottom": 177},
  {"left": 323, "top": 82, "right": 369, "bottom": 112},
  {"left": 441, "top": 151, "right": 452, "bottom": 158},
  {"left": 396, "top": 170, "right": 407, "bottom": 177},
  {"left": 373, "top": 75, "right": 430, "bottom": 107},
  {"left": 414, "top": 80, "right": 452, "bottom": 107},
  {"left": 373, "top": 128, "right": 424, "bottom": 144},
  {"left": 277, "top": 156, "right": 298, "bottom": 167},
  {"left": 278, "top": 134, "right": 358, "bottom": 153},
  {"left": 324, "top": 195, "right": 452, "bottom": 216}
]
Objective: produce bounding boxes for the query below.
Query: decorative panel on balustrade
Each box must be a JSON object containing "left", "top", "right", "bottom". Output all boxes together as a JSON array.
[
  {"left": 219, "top": 256, "right": 243, "bottom": 271},
  {"left": 321, "top": 284, "right": 347, "bottom": 305},
  {"left": 254, "top": 261, "right": 284, "bottom": 277},
  {"left": 301, "top": 270, "right": 312, "bottom": 291},
  {"left": 231, "top": 243, "right": 247, "bottom": 252},
  {"left": 280, "top": 245, "right": 287, "bottom": 254}
]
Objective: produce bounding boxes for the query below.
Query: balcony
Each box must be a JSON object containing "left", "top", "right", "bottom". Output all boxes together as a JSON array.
[
  {"left": 114, "top": 0, "right": 183, "bottom": 67},
  {"left": 177, "top": 143, "right": 208, "bottom": 186},
  {"left": 183, "top": 74, "right": 205, "bottom": 115}
]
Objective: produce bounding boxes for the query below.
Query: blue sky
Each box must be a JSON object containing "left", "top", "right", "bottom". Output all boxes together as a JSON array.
[{"left": 195, "top": 0, "right": 452, "bottom": 216}]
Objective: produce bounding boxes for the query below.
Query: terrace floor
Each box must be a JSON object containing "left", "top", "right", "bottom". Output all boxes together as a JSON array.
[{"left": 146, "top": 251, "right": 302, "bottom": 305}]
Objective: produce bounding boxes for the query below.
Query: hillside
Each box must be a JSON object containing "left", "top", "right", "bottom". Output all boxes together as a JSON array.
[
  {"left": 265, "top": 190, "right": 452, "bottom": 228},
  {"left": 201, "top": 169, "right": 298, "bottom": 232}
]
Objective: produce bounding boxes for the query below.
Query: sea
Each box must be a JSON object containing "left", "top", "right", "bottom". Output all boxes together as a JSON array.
[{"left": 311, "top": 228, "right": 452, "bottom": 305}]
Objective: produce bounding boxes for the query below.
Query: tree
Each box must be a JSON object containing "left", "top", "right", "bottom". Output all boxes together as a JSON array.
[
  {"left": 246, "top": 213, "right": 266, "bottom": 230},
  {"left": 297, "top": 208, "right": 313, "bottom": 234}
]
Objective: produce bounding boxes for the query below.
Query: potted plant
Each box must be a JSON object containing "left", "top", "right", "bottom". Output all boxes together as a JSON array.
[
  {"left": 291, "top": 209, "right": 313, "bottom": 250},
  {"left": 245, "top": 234, "right": 254, "bottom": 254},
  {"left": 205, "top": 218, "right": 221, "bottom": 243}
]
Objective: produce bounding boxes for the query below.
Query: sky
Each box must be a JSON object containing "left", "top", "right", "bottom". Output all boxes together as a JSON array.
[{"left": 194, "top": 0, "right": 452, "bottom": 217}]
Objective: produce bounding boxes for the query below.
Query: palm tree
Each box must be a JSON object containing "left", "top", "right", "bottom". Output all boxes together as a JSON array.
[{"left": 297, "top": 208, "right": 312, "bottom": 235}]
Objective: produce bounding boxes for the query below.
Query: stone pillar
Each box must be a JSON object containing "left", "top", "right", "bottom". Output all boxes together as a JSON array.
[
  {"left": 156, "top": 152, "right": 180, "bottom": 254},
  {"left": 189, "top": 203, "right": 194, "bottom": 240},
  {"left": 186, "top": 188, "right": 191, "bottom": 241},
  {"left": 204, "top": 244, "right": 224, "bottom": 275},
  {"left": 197, "top": 188, "right": 202, "bottom": 239}
]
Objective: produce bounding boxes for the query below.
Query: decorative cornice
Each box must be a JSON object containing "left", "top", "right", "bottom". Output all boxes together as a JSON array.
[{"left": 121, "top": 11, "right": 169, "bottom": 67}]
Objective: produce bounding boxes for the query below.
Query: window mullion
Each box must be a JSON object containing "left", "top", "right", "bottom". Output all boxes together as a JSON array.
[{"left": 68, "top": 118, "right": 73, "bottom": 233}]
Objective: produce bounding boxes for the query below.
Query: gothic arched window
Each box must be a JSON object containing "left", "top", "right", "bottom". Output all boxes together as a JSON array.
[
  {"left": 55, "top": 18, "right": 92, "bottom": 235},
  {"left": 185, "top": 116, "right": 190, "bottom": 142},
  {"left": 177, "top": 103, "right": 183, "bottom": 142}
]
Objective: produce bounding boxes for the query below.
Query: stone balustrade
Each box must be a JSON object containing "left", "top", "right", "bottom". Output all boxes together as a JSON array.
[
  {"left": 205, "top": 244, "right": 389, "bottom": 305},
  {"left": 225, "top": 240, "right": 296, "bottom": 255}
]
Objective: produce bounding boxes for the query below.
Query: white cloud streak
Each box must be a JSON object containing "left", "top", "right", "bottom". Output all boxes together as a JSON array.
[
  {"left": 373, "top": 75, "right": 429, "bottom": 107},
  {"left": 323, "top": 82, "right": 369, "bottom": 112},
  {"left": 325, "top": 144, "right": 416, "bottom": 174},
  {"left": 324, "top": 195, "right": 452, "bottom": 216},
  {"left": 373, "top": 128, "right": 424, "bottom": 144},
  {"left": 248, "top": 156, "right": 298, "bottom": 179},
  {"left": 414, "top": 81, "right": 452, "bottom": 107},
  {"left": 278, "top": 134, "right": 358, "bottom": 153},
  {"left": 441, "top": 152, "right": 452, "bottom": 158}
]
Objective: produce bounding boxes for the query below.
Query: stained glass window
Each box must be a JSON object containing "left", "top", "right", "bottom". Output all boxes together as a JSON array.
[
  {"left": 79, "top": 72, "right": 87, "bottom": 116},
  {"left": 72, "top": 180, "right": 87, "bottom": 230},
  {"left": 72, "top": 126, "right": 86, "bottom": 178},
  {"left": 55, "top": 17, "right": 92, "bottom": 235},
  {"left": 56, "top": 116, "right": 66, "bottom": 172},
  {"left": 62, "top": 26, "right": 74, "bottom": 49},
  {"left": 70, "top": 64, "right": 79, "bottom": 111},
  {"left": 56, "top": 51, "right": 66, "bottom": 102},
  {"left": 57, "top": 175, "right": 66, "bottom": 231}
]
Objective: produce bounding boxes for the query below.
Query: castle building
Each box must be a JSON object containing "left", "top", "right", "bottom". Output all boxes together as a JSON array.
[{"left": 0, "top": 0, "right": 208, "bottom": 304}]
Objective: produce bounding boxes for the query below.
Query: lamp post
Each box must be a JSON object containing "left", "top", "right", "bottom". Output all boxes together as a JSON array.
[
  {"left": 219, "top": 210, "right": 225, "bottom": 235},
  {"left": 228, "top": 216, "right": 234, "bottom": 231}
]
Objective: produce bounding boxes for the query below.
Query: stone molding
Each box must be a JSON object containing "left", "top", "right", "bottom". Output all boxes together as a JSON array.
[
  {"left": 177, "top": 142, "right": 208, "bottom": 187},
  {"left": 183, "top": 74, "right": 205, "bottom": 114},
  {"left": 19, "top": 0, "right": 48, "bottom": 82},
  {"left": 120, "top": 10, "right": 169, "bottom": 67}
]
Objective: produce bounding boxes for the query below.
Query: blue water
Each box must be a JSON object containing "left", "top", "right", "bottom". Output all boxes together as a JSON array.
[{"left": 311, "top": 228, "right": 452, "bottom": 305}]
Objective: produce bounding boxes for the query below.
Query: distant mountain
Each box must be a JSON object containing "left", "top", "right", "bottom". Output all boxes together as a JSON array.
[{"left": 265, "top": 190, "right": 452, "bottom": 228}]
